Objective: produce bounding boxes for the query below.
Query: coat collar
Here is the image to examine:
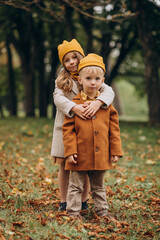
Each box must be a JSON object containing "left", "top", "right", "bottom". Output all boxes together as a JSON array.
[{"left": 73, "top": 92, "right": 84, "bottom": 104}]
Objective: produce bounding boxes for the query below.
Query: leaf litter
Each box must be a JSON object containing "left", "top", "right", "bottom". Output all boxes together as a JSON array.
[{"left": 0, "top": 119, "right": 160, "bottom": 239}]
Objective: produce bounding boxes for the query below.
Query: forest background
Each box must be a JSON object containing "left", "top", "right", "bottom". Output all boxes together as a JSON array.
[{"left": 0, "top": 0, "right": 160, "bottom": 125}]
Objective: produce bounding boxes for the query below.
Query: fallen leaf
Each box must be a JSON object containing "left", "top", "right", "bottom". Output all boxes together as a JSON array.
[
  {"left": 0, "top": 142, "right": 5, "bottom": 150},
  {"left": 12, "top": 222, "right": 25, "bottom": 228},
  {"left": 135, "top": 176, "right": 147, "bottom": 182},
  {"left": 55, "top": 233, "right": 70, "bottom": 239},
  {"left": 45, "top": 178, "right": 52, "bottom": 184},
  {"left": 11, "top": 188, "right": 25, "bottom": 196},
  {"left": 146, "top": 160, "right": 156, "bottom": 165},
  {"left": 4, "top": 231, "right": 14, "bottom": 235},
  {"left": 139, "top": 136, "right": 146, "bottom": 141},
  {"left": 0, "top": 232, "right": 6, "bottom": 240}
]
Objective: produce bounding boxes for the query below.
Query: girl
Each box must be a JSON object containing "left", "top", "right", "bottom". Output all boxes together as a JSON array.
[{"left": 51, "top": 39, "right": 115, "bottom": 211}]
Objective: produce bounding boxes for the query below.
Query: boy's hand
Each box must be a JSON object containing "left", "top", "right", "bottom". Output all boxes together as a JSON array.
[
  {"left": 82, "top": 100, "right": 103, "bottom": 118},
  {"left": 66, "top": 154, "right": 77, "bottom": 164},
  {"left": 110, "top": 156, "right": 120, "bottom": 163}
]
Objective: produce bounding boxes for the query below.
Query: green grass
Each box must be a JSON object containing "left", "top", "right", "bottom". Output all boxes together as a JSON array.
[{"left": 0, "top": 118, "right": 160, "bottom": 239}]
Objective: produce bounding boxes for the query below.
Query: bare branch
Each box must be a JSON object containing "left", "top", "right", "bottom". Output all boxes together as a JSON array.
[
  {"left": 0, "top": 0, "right": 136, "bottom": 22},
  {"left": 0, "top": 0, "right": 65, "bottom": 22},
  {"left": 63, "top": 0, "right": 136, "bottom": 22}
]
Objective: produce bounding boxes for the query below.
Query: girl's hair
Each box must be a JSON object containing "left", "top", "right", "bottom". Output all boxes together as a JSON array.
[
  {"left": 56, "top": 51, "right": 84, "bottom": 93},
  {"left": 79, "top": 66, "right": 104, "bottom": 76}
]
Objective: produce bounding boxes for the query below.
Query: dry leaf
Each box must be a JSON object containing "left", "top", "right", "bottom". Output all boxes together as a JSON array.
[
  {"left": 0, "top": 232, "right": 6, "bottom": 240},
  {"left": 12, "top": 222, "right": 25, "bottom": 227},
  {"left": 146, "top": 160, "right": 155, "bottom": 165}
]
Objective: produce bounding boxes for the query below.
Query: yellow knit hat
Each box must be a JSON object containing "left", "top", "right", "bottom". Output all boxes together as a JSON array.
[
  {"left": 78, "top": 53, "right": 105, "bottom": 72},
  {"left": 58, "top": 39, "right": 85, "bottom": 63}
]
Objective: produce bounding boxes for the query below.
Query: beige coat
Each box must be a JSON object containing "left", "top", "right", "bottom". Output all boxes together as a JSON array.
[
  {"left": 51, "top": 80, "right": 115, "bottom": 157},
  {"left": 63, "top": 93, "right": 123, "bottom": 171}
]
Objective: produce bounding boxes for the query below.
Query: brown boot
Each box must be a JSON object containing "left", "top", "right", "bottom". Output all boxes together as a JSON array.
[{"left": 100, "top": 212, "right": 120, "bottom": 225}]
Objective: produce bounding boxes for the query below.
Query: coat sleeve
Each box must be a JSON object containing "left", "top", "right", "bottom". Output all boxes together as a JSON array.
[
  {"left": 62, "top": 115, "right": 78, "bottom": 158},
  {"left": 97, "top": 83, "right": 115, "bottom": 108},
  {"left": 53, "top": 80, "right": 76, "bottom": 117},
  {"left": 109, "top": 105, "right": 123, "bottom": 157}
]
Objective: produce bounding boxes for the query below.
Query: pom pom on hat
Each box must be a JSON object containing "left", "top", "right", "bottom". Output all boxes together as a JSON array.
[
  {"left": 58, "top": 39, "right": 85, "bottom": 63},
  {"left": 78, "top": 53, "right": 105, "bottom": 72}
]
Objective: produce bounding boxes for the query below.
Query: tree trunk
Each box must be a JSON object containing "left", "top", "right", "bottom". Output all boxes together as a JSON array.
[
  {"left": 6, "top": 42, "right": 17, "bottom": 116},
  {"left": 79, "top": 8, "right": 94, "bottom": 53},
  {"left": 100, "top": 31, "right": 112, "bottom": 83},
  {"left": 146, "top": 52, "right": 160, "bottom": 124},
  {"left": 108, "top": 29, "right": 137, "bottom": 86},
  {"left": 34, "top": 20, "right": 47, "bottom": 117},
  {"left": 19, "top": 45, "right": 35, "bottom": 117},
  {"left": 0, "top": 100, "right": 3, "bottom": 118},
  {"left": 12, "top": 12, "right": 35, "bottom": 117},
  {"left": 64, "top": 3, "right": 76, "bottom": 38},
  {"left": 132, "top": 0, "right": 160, "bottom": 125}
]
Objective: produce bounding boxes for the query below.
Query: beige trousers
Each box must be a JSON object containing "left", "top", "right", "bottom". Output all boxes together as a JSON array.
[{"left": 67, "top": 170, "right": 109, "bottom": 216}]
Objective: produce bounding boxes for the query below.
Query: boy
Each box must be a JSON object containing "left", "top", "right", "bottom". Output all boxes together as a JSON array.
[{"left": 62, "top": 53, "right": 123, "bottom": 219}]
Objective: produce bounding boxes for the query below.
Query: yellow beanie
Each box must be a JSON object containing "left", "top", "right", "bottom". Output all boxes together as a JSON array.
[
  {"left": 58, "top": 39, "right": 85, "bottom": 63},
  {"left": 78, "top": 53, "right": 105, "bottom": 72}
]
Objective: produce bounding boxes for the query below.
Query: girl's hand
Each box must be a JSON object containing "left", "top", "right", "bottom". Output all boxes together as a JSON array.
[
  {"left": 82, "top": 100, "right": 103, "bottom": 118},
  {"left": 71, "top": 104, "right": 87, "bottom": 120},
  {"left": 67, "top": 154, "right": 77, "bottom": 164},
  {"left": 110, "top": 156, "right": 120, "bottom": 163}
]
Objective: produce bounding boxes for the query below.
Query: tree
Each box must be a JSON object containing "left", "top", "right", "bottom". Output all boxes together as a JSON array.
[
  {"left": 6, "top": 41, "right": 17, "bottom": 115},
  {"left": 0, "top": 0, "right": 159, "bottom": 124},
  {"left": 131, "top": 0, "right": 160, "bottom": 125},
  {"left": 33, "top": 18, "right": 47, "bottom": 117}
]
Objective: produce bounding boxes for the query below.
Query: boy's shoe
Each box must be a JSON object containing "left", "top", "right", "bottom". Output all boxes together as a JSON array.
[
  {"left": 69, "top": 214, "right": 83, "bottom": 219},
  {"left": 100, "top": 212, "right": 119, "bottom": 224},
  {"left": 81, "top": 199, "right": 89, "bottom": 210},
  {"left": 58, "top": 202, "right": 67, "bottom": 211}
]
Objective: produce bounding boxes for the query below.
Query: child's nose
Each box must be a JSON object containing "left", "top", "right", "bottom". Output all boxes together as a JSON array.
[
  {"left": 70, "top": 59, "right": 75, "bottom": 64},
  {"left": 91, "top": 79, "right": 96, "bottom": 84}
]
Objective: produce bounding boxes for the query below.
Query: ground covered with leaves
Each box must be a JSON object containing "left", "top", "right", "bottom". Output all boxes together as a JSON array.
[{"left": 0, "top": 118, "right": 160, "bottom": 240}]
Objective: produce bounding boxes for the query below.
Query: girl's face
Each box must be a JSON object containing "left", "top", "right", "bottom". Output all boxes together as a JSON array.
[{"left": 63, "top": 52, "right": 79, "bottom": 72}]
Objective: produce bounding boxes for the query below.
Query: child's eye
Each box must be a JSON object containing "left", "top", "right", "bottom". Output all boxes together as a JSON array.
[
  {"left": 64, "top": 59, "right": 69, "bottom": 62},
  {"left": 86, "top": 77, "right": 91, "bottom": 80},
  {"left": 73, "top": 55, "right": 77, "bottom": 59},
  {"left": 96, "top": 77, "right": 100, "bottom": 80}
]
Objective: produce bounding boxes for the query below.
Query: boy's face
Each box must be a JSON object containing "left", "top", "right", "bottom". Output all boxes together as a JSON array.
[
  {"left": 78, "top": 67, "right": 104, "bottom": 98},
  {"left": 63, "top": 52, "right": 79, "bottom": 72}
]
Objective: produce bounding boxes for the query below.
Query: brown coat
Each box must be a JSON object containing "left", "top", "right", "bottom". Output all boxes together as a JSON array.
[{"left": 62, "top": 92, "right": 123, "bottom": 171}]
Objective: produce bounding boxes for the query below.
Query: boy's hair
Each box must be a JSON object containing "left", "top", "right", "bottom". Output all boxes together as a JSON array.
[
  {"left": 56, "top": 51, "right": 83, "bottom": 93},
  {"left": 79, "top": 66, "right": 104, "bottom": 77}
]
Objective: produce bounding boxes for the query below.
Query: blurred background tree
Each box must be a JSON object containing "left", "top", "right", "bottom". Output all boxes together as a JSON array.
[{"left": 0, "top": 0, "right": 159, "bottom": 125}]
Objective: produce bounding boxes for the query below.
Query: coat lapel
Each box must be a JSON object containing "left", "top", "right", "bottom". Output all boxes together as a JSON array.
[
  {"left": 73, "top": 92, "right": 85, "bottom": 104},
  {"left": 72, "top": 80, "right": 79, "bottom": 95}
]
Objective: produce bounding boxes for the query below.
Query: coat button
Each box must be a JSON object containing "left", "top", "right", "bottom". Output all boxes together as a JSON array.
[
  {"left": 95, "top": 147, "right": 99, "bottom": 152},
  {"left": 94, "top": 131, "right": 98, "bottom": 136},
  {"left": 92, "top": 116, "right": 96, "bottom": 120}
]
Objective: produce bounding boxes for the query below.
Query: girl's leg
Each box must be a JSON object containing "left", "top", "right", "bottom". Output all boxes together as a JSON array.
[{"left": 58, "top": 161, "right": 69, "bottom": 202}]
